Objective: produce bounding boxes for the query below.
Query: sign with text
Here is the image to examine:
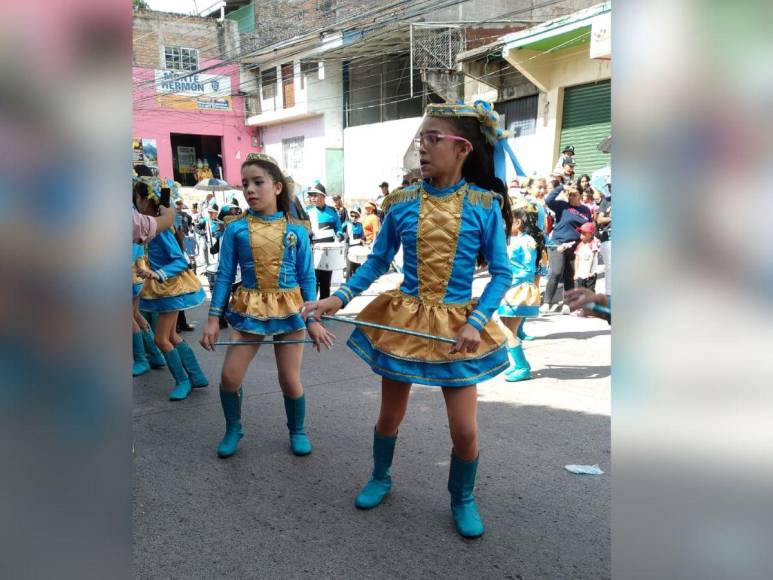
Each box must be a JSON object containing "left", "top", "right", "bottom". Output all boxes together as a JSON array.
[
  {"left": 590, "top": 13, "right": 611, "bottom": 60},
  {"left": 155, "top": 70, "right": 232, "bottom": 111}
]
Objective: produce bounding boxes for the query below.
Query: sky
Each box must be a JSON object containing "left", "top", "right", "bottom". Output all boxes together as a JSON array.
[{"left": 145, "top": 0, "right": 218, "bottom": 16}]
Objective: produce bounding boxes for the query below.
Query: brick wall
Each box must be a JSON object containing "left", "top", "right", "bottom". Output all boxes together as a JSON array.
[{"left": 133, "top": 9, "right": 240, "bottom": 69}]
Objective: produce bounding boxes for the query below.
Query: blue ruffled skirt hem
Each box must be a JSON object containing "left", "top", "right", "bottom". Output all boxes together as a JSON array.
[
  {"left": 140, "top": 288, "right": 205, "bottom": 313},
  {"left": 225, "top": 311, "right": 306, "bottom": 336},
  {"left": 347, "top": 329, "right": 509, "bottom": 387},
  {"left": 498, "top": 304, "right": 539, "bottom": 318}
]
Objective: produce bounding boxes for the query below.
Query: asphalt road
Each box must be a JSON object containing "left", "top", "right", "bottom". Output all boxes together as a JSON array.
[{"left": 133, "top": 276, "right": 610, "bottom": 580}]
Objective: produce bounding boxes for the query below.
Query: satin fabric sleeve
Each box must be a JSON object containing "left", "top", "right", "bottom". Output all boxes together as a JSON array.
[
  {"left": 295, "top": 225, "right": 317, "bottom": 302},
  {"left": 512, "top": 238, "right": 537, "bottom": 287},
  {"left": 333, "top": 209, "right": 400, "bottom": 306},
  {"left": 466, "top": 208, "right": 511, "bottom": 332},
  {"left": 155, "top": 231, "right": 190, "bottom": 282},
  {"left": 208, "top": 224, "right": 238, "bottom": 317}
]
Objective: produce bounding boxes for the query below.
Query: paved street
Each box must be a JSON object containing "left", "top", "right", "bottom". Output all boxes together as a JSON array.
[{"left": 133, "top": 273, "right": 610, "bottom": 579}]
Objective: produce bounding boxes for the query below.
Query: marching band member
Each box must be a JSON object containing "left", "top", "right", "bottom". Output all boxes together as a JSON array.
[
  {"left": 200, "top": 153, "right": 334, "bottom": 459},
  {"left": 305, "top": 183, "right": 342, "bottom": 299},
  {"left": 304, "top": 101, "right": 515, "bottom": 538}
]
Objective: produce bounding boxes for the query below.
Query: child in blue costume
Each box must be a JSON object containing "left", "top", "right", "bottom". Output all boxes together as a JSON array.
[
  {"left": 132, "top": 243, "right": 166, "bottom": 376},
  {"left": 497, "top": 199, "right": 545, "bottom": 382},
  {"left": 133, "top": 181, "right": 208, "bottom": 401},
  {"left": 304, "top": 101, "right": 516, "bottom": 539},
  {"left": 200, "top": 153, "right": 335, "bottom": 459}
]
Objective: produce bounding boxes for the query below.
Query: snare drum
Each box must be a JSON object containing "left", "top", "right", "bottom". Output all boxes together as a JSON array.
[
  {"left": 347, "top": 244, "right": 370, "bottom": 265},
  {"left": 313, "top": 242, "right": 346, "bottom": 271}
]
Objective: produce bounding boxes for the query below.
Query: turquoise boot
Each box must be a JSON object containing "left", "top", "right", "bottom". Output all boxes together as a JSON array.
[
  {"left": 516, "top": 319, "right": 535, "bottom": 341},
  {"left": 283, "top": 394, "right": 312, "bottom": 456},
  {"left": 132, "top": 331, "right": 150, "bottom": 377},
  {"left": 163, "top": 349, "right": 192, "bottom": 401},
  {"left": 175, "top": 340, "right": 209, "bottom": 388},
  {"left": 355, "top": 430, "right": 397, "bottom": 509},
  {"left": 217, "top": 388, "right": 243, "bottom": 458},
  {"left": 448, "top": 453, "right": 485, "bottom": 539},
  {"left": 505, "top": 345, "right": 531, "bottom": 382},
  {"left": 141, "top": 328, "right": 166, "bottom": 368}
]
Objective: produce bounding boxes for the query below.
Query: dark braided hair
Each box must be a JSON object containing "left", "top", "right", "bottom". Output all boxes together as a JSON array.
[
  {"left": 444, "top": 116, "right": 514, "bottom": 239},
  {"left": 512, "top": 206, "right": 545, "bottom": 271}
]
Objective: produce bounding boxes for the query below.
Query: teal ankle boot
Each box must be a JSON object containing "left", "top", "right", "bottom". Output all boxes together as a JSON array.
[
  {"left": 175, "top": 341, "right": 209, "bottom": 388},
  {"left": 217, "top": 388, "right": 243, "bottom": 458},
  {"left": 163, "top": 349, "right": 192, "bottom": 401},
  {"left": 141, "top": 328, "right": 166, "bottom": 368},
  {"left": 132, "top": 331, "right": 150, "bottom": 377},
  {"left": 505, "top": 345, "right": 531, "bottom": 382},
  {"left": 355, "top": 430, "right": 397, "bottom": 509},
  {"left": 448, "top": 453, "right": 484, "bottom": 538},
  {"left": 283, "top": 394, "right": 312, "bottom": 456},
  {"left": 516, "top": 319, "right": 535, "bottom": 341}
]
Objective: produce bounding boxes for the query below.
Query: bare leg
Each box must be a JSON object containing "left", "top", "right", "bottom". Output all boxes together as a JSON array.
[
  {"left": 375, "top": 378, "right": 412, "bottom": 437},
  {"left": 154, "top": 312, "right": 179, "bottom": 352},
  {"left": 442, "top": 385, "right": 479, "bottom": 461},
  {"left": 273, "top": 329, "right": 305, "bottom": 399},
  {"left": 220, "top": 330, "right": 261, "bottom": 392},
  {"left": 499, "top": 316, "right": 522, "bottom": 347}
]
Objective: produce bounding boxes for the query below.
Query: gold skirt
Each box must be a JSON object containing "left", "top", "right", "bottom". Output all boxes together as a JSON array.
[
  {"left": 502, "top": 283, "right": 541, "bottom": 308},
  {"left": 140, "top": 268, "right": 201, "bottom": 299},
  {"left": 355, "top": 289, "right": 506, "bottom": 363},
  {"left": 227, "top": 286, "right": 303, "bottom": 320}
]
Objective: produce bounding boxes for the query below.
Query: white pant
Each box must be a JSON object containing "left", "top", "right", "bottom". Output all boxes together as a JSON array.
[{"left": 599, "top": 241, "right": 612, "bottom": 294}]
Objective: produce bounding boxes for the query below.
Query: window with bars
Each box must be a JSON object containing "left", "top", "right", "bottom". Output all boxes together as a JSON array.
[
  {"left": 261, "top": 67, "right": 277, "bottom": 100},
  {"left": 495, "top": 95, "right": 538, "bottom": 139},
  {"left": 164, "top": 46, "right": 199, "bottom": 72}
]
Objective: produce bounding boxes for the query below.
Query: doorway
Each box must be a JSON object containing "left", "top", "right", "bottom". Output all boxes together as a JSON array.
[{"left": 170, "top": 133, "right": 223, "bottom": 185}]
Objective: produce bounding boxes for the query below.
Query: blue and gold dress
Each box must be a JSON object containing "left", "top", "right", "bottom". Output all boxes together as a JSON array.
[
  {"left": 332, "top": 179, "right": 511, "bottom": 387},
  {"left": 208, "top": 210, "right": 316, "bottom": 335},
  {"left": 132, "top": 243, "right": 145, "bottom": 298},
  {"left": 139, "top": 228, "right": 205, "bottom": 312},
  {"left": 498, "top": 232, "right": 540, "bottom": 318}
]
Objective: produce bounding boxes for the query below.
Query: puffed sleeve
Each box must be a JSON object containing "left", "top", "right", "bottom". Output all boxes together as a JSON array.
[
  {"left": 467, "top": 206, "right": 510, "bottom": 332},
  {"left": 153, "top": 230, "right": 190, "bottom": 282},
  {"left": 333, "top": 208, "right": 400, "bottom": 306},
  {"left": 208, "top": 223, "right": 238, "bottom": 318}
]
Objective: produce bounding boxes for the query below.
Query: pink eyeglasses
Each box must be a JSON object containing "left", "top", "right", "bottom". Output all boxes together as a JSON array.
[{"left": 413, "top": 133, "right": 473, "bottom": 150}]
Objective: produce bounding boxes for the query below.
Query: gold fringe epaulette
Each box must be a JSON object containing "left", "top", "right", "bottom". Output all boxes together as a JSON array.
[
  {"left": 287, "top": 215, "right": 311, "bottom": 231},
  {"left": 223, "top": 211, "right": 245, "bottom": 226},
  {"left": 381, "top": 187, "right": 419, "bottom": 214},
  {"left": 465, "top": 187, "right": 504, "bottom": 210}
]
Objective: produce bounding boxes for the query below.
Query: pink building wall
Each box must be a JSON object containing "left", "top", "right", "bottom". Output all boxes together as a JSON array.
[{"left": 132, "top": 60, "right": 259, "bottom": 185}]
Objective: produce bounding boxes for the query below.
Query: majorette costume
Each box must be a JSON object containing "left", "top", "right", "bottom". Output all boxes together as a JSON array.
[
  {"left": 332, "top": 100, "right": 528, "bottom": 539},
  {"left": 208, "top": 152, "right": 316, "bottom": 459},
  {"left": 498, "top": 197, "right": 541, "bottom": 382},
  {"left": 135, "top": 181, "right": 208, "bottom": 401},
  {"left": 132, "top": 242, "right": 166, "bottom": 376}
]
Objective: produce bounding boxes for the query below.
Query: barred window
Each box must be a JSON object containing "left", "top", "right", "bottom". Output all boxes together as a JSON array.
[{"left": 164, "top": 46, "right": 199, "bottom": 72}]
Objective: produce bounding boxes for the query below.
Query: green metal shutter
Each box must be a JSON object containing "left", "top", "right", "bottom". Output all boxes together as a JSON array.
[{"left": 559, "top": 80, "right": 611, "bottom": 175}]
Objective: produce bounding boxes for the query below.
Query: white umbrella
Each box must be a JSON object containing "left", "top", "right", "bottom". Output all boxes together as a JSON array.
[{"left": 194, "top": 178, "right": 232, "bottom": 191}]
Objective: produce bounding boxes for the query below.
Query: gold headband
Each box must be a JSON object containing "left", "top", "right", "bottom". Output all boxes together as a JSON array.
[{"left": 245, "top": 152, "right": 281, "bottom": 169}]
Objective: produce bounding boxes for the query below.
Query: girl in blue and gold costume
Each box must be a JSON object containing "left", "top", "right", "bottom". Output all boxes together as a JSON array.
[
  {"left": 132, "top": 242, "right": 166, "bottom": 376},
  {"left": 199, "top": 153, "right": 335, "bottom": 460},
  {"left": 133, "top": 181, "right": 209, "bottom": 401},
  {"left": 497, "top": 199, "right": 545, "bottom": 382},
  {"left": 304, "top": 101, "right": 517, "bottom": 538}
]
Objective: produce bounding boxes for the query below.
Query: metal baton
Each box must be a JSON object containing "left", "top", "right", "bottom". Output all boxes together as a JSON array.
[
  {"left": 320, "top": 314, "right": 456, "bottom": 345},
  {"left": 214, "top": 339, "right": 315, "bottom": 346}
]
